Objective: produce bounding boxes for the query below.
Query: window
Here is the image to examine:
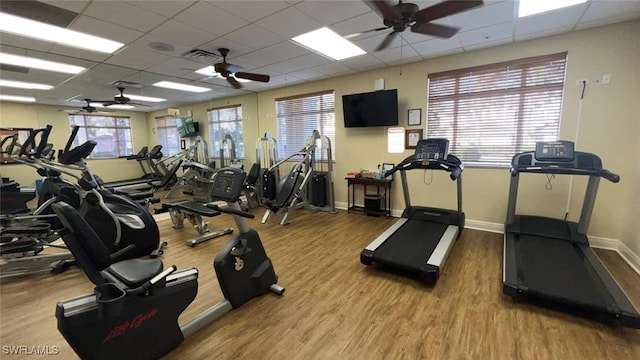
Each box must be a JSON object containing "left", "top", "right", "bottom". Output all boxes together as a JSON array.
[
  {"left": 68, "top": 115, "right": 133, "bottom": 159},
  {"left": 426, "top": 52, "right": 567, "bottom": 167},
  {"left": 155, "top": 116, "right": 181, "bottom": 156},
  {"left": 207, "top": 105, "right": 244, "bottom": 159},
  {"left": 275, "top": 90, "right": 335, "bottom": 161}
]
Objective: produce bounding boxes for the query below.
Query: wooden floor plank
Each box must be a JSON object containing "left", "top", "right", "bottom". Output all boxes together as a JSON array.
[{"left": 1, "top": 206, "right": 639, "bottom": 359}]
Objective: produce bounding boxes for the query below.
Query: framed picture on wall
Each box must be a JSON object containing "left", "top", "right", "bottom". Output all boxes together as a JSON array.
[
  {"left": 408, "top": 109, "right": 421, "bottom": 126},
  {"left": 405, "top": 128, "right": 423, "bottom": 149}
]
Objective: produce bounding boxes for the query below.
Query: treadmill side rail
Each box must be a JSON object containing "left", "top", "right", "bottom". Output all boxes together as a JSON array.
[
  {"left": 363, "top": 218, "right": 408, "bottom": 253},
  {"left": 426, "top": 225, "right": 459, "bottom": 270}
]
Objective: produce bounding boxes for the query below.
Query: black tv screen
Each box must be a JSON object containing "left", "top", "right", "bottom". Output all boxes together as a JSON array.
[{"left": 342, "top": 89, "right": 398, "bottom": 128}]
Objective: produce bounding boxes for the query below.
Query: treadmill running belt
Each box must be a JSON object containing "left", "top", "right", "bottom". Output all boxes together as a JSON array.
[
  {"left": 373, "top": 220, "right": 446, "bottom": 271},
  {"left": 517, "top": 234, "right": 609, "bottom": 310}
]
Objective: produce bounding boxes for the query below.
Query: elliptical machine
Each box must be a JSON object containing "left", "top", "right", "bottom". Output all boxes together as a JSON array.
[
  {"left": 52, "top": 167, "right": 284, "bottom": 359},
  {"left": 15, "top": 125, "right": 162, "bottom": 261}
]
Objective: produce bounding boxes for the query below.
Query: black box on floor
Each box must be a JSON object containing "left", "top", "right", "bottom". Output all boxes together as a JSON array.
[{"left": 364, "top": 194, "right": 381, "bottom": 212}]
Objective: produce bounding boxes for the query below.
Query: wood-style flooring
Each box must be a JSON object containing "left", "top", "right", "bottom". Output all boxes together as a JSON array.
[{"left": 1, "top": 205, "right": 639, "bottom": 359}]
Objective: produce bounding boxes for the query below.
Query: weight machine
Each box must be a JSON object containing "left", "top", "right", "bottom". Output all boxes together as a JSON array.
[{"left": 261, "top": 130, "right": 335, "bottom": 226}]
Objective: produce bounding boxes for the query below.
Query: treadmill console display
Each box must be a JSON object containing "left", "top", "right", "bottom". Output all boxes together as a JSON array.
[
  {"left": 415, "top": 138, "right": 449, "bottom": 162},
  {"left": 535, "top": 141, "right": 574, "bottom": 162}
]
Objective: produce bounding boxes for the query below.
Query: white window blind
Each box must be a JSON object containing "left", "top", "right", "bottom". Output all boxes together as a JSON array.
[
  {"left": 68, "top": 115, "right": 133, "bottom": 159},
  {"left": 155, "top": 116, "right": 181, "bottom": 156},
  {"left": 275, "top": 90, "right": 335, "bottom": 161},
  {"left": 427, "top": 52, "right": 567, "bottom": 167},
  {"left": 207, "top": 104, "right": 244, "bottom": 159}
]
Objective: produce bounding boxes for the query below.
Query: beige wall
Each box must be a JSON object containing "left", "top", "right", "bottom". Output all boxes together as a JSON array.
[
  {"left": 0, "top": 102, "right": 149, "bottom": 185},
  {"left": 1, "top": 20, "right": 637, "bottom": 254}
]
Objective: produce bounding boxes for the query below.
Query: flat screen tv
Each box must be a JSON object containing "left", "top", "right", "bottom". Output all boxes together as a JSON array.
[
  {"left": 176, "top": 116, "right": 199, "bottom": 137},
  {"left": 342, "top": 89, "right": 398, "bottom": 128}
]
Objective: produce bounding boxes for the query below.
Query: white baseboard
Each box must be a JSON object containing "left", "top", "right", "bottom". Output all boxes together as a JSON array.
[
  {"left": 590, "top": 235, "right": 640, "bottom": 275},
  {"left": 465, "top": 219, "right": 504, "bottom": 234}
]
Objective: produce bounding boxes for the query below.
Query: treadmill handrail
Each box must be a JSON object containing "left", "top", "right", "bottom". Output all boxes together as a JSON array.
[
  {"left": 511, "top": 165, "right": 620, "bottom": 183},
  {"left": 384, "top": 154, "right": 464, "bottom": 180}
]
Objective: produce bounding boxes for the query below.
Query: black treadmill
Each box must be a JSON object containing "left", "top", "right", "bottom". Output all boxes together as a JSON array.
[
  {"left": 361, "top": 138, "right": 464, "bottom": 283},
  {"left": 503, "top": 141, "right": 640, "bottom": 328}
]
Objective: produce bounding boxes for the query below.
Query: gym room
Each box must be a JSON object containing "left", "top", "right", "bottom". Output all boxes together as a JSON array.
[{"left": 1, "top": 1, "right": 639, "bottom": 359}]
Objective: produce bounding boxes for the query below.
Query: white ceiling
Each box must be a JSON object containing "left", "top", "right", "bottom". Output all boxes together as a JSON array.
[{"left": 1, "top": 0, "right": 639, "bottom": 112}]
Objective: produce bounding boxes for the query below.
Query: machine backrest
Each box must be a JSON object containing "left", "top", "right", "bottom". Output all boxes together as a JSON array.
[{"left": 52, "top": 202, "right": 113, "bottom": 285}]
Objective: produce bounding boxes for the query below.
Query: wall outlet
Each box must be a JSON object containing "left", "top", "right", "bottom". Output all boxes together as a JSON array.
[
  {"left": 602, "top": 74, "right": 611, "bottom": 85},
  {"left": 575, "top": 78, "right": 588, "bottom": 85}
]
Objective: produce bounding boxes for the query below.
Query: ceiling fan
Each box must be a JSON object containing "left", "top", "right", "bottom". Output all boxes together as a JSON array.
[
  {"left": 360, "top": 0, "right": 484, "bottom": 51},
  {"left": 60, "top": 99, "right": 114, "bottom": 114},
  {"left": 92, "top": 87, "right": 149, "bottom": 106},
  {"left": 212, "top": 48, "right": 270, "bottom": 89}
]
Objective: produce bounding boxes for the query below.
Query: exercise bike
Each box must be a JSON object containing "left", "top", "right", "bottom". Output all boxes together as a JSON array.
[{"left": 52, "top": 167, "right": 284, "bottom": 359}]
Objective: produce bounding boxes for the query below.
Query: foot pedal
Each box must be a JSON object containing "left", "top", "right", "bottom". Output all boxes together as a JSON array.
[{"left": 186, "top": 228, "right": 233, "bottom": 247}]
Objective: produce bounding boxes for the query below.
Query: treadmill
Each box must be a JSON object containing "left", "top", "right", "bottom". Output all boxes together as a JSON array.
[
  {"left": 503, "top": 140, "right": 640, "bottom": 328},
  {"left": 361, "top": 138, "right": 464, "bottom": 283}
]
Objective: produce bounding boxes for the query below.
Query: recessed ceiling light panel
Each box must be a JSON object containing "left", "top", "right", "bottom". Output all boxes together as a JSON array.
[
  {"left": 292, "top": 27, "right": 366, "bottom": 61},
  {"left": 152, "top": 81, "right": 210, "bottom": 93},
  {"left": 0, "top": 79, "right": 53, "bottom": 90},
  {"left": 0, "top": 52, "right": 85, "bottom": 74},
  {"left": 0, "top": 94, "right": 36, "bottom": 102},
  {"left": 0, "top": 12, "right": 124, "bottom": 53}
]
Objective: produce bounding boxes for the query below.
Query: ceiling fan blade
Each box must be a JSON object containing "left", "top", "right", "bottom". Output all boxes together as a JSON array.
[
  {"left": 226, "top": 76, "right": 242, "bottom": 89},
  {"left": 235, "top": 72, "right": 270, "bottom": 83},
  {"left": 376, "top": 31, "right": 397, "bottom": 51},
  {"left": 413, "top": 0, "right": 484, "bottom": 23},
  {"left": 366, "top": 0, "right": 400, "bottom": 20},
  {"left": 344, "top": 26, "right": 390, "bottom": 39},
  {"left": 411, "top": 22, "right": 459, "bottom": 38}
]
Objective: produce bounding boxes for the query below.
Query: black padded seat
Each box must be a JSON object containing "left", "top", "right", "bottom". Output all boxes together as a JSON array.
[
  {"left": 171, "top": 201, "right": 220, "bottom": 217},
  {"left": 107, "top": 258, "right": 163, "bottom": 288},
  {"left": 264, "top": 165, "right": 302, "bottom": 210}
]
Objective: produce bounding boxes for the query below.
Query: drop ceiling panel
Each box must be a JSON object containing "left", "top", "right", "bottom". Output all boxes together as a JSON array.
[
  {"left": 198, "top": 37, "right": 253, "bottom": 58},
  {"left": 145, "top": 57, "right": 207, "bottom": 77},
  {"left": 449, "top": 1, "right": 515, "bottom": 31},
  {"left": 83, "top": 1, "right": 168, "bottom": 33},
  {"left": 311, "top": 62, "right": 353, "bottom": 76},
  {"left": 411, "top": 36, "right": 463, "bottom": 56},
  {"left": 38, "top": 0, "right": 91, "bottom": 13},
  {"left": 373, "top": 46, "right": 421, "bottom": 65},
  {"left": 295, "top": 0, "right": 371, "bottom": 25},
  {"left": 581, "top": 1, "right": 640, "bottom": 22},
  {"left": 69, "top": 15, "right": 144, "bottom": 44},
  {"left": 458, "top": 22, "right": 514, "bottom": 47},
  {"left": 223, "top": 24, "right": 285, "bottom": 50},
  {"left": 256, "top": 7, "right": 322, "bottom": 38},
  {"left": 261, "top": 41, "right": 311, "bottom": 61},
  {"left": 173, "top": 2, "right": 249, "bottom": 36},
  {"left": 340, "top": 54, "right": 385, "bottom": 71},
  {"left": 150, "top": 20, "right": 217, "bottom": 48},
  {"left": 47, "top": 44, "right": 113, "bottom": 63},
  {"left": 210, "top": 0, "right": 290, "bottom": 22},
  {"left": 287, "top": 68, "right": 324, "bottom": 81},
  {"left": 105, "top": 46, "right": 173, "bottom": 70},
  {"left": 125, "top": 0, "right": 196, "bottom": 17},
  {"left": 515, "top": 25, "right": 574, "bottom": 42}
]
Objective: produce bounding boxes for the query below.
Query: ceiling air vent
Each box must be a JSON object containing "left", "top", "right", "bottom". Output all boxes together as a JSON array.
[
  {"left": 180, "top": 49, "right": 222, "bottom": 65},
  {"left": 110, "top": 81, "right": 144, "bottom": 89}
]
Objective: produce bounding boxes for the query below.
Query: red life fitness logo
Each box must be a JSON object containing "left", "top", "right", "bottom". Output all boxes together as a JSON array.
[{"left": 103, "top": 308, "right": 159, "bottom": 343}]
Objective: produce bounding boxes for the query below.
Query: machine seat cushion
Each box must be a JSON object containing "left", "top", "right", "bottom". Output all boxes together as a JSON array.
[
  {"left": 107, "top": 258, "right": 163, "bottom": 288},
  {"left": 172, "top": 201, "right": 220, "bottom": 217}
]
